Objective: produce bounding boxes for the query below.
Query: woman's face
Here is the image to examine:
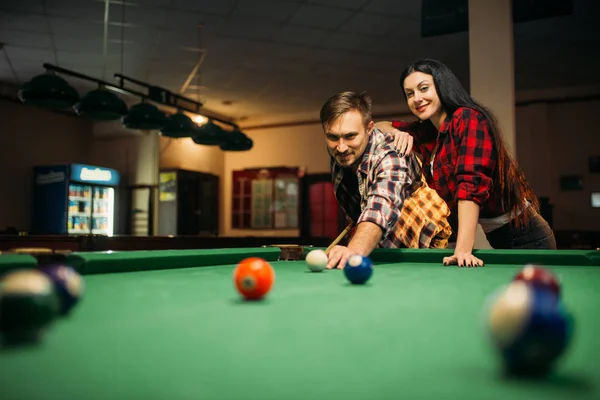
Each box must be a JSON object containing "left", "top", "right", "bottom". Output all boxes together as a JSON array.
[{"left": 403, "top": 71, "right": 445, "bottom": 124}]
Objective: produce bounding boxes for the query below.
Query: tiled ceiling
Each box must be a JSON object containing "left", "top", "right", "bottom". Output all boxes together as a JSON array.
[{"left": 0, "top": 0, "right": 599, "bottom": 128}]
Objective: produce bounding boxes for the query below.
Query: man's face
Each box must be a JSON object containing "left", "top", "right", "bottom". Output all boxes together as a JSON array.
[{"left": 324, "top": 110, "right": 373, "bottom": 168}]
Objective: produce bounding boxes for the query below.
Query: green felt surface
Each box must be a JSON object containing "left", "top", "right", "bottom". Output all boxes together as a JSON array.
[
  {"left": 0, "top": 254, "right": 37, "bottom": 273},
  {"left": 369, "top": 248, "right": 600, "bottom": 266},
  {"left": 65, "top": 247, "right": 282, "bottom": 274},
  {"left": 1, "top": 249, "right": 599, "bottom": 400}
]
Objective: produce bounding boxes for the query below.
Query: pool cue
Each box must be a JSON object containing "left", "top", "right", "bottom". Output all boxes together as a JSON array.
[{"left": 325, "top": 221, "right": 354, "bottom": 255}]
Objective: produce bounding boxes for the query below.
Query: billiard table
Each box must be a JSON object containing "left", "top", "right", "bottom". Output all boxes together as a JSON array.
[{"left": 0, "top": 247, "right": 599, "bottom": 400}]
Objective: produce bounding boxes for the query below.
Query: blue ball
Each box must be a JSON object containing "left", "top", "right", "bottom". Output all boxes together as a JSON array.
[
  {"left": 487, "top": 282, "right": 573, "bottom": 376},
  {"left": 39, "top": 263, "right": 84, "bottom": 316},
  {"left": 343, "top": 255, "right": 373, "bottom": 284}
]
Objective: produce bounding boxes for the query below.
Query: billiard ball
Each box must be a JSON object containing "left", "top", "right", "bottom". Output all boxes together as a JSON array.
[
  {"left": 513, "top": 265, "right": 560, "bottom": 298},
  {"left": 0, "top": 269, "right": 60, "bottom": 344},
  {"left": 487, "top": 281, "right": 573, "bottom": 376},
  {"left": 305, "top": 249, "right": 328, "bottom": 272},
  {"left": 233, "top": 257, "right": 275, "bottom": 300},
  {"left": 343, "top": 255, "right": 373, "bottom": 285},
  {"left": 39, "top": 263, "right": 84, "bottom": 316}
]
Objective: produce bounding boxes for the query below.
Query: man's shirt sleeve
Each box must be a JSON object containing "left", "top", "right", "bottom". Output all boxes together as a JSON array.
[{"left": 356, "top": 154, "right": 412, "bottom": 237}]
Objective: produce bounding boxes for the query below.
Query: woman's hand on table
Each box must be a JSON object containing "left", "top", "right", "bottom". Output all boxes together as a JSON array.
[
  {"left": 326, "top": 245, "right": 355, "bottom": 269},
  {"left": 443, "top": 251, "right": 484, "bottom": 267}
]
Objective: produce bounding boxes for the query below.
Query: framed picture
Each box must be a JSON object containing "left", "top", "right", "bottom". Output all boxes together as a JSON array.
[
  {"left": 592, "top": 192, "right": 600, "bottom": 208},
  {"left": 589, "top": 156, "right": 600, "bottom": 173},
  {"left": 559, "top": 175, "right": 583, "bottom": 191}
]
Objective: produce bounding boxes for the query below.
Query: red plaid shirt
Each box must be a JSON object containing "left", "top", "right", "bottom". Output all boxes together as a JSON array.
[
  {"left": 332, "top": 128, "right": 451, "bottom": 248},
  {"left": 393, "top": 107, "right": 504, "bottom": 220}
]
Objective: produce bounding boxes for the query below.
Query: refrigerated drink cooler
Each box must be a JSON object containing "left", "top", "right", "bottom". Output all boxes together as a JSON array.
[{"left": 31, "top": 163, "right": 120, "bottom": 235}]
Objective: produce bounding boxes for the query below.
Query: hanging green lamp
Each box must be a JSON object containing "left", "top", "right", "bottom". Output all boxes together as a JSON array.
[
  {"left": 160, "top": 110, "right": 196, "bottom": 138},
  {"left": 18, "top": 73, "right": 79, "bottom": 109},
  {"left": 74, "top": 87, "right": 128, "bottom": 120},
  {"left": 122, "top": 102, "right": 167, "bottom": 130},
  {"left": 219, "top": 129, "right": 253, "bottom": 151},
  {"left": 192, "top": 120, "right": 227, "bottom": 146}
]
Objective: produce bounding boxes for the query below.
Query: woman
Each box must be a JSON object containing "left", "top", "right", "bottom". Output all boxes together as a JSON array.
[{"left": 376, "top": 58, "right": 556, "bottom": 267}]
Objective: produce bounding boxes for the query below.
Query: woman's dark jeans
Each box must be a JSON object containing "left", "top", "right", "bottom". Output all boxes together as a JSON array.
[{"left": 485, "top": 211, "right": 557, "bottom": 250}]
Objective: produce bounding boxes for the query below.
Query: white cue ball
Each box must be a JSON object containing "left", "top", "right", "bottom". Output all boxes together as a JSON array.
[
  {"left": 305, "top": 249, "right": 328, "bottom": 272},
  {"left": 487, "top": 282, "right": 531, "bottom": 348}
]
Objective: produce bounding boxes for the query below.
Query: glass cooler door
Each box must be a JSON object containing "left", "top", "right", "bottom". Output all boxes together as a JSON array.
[
  {"left": 68, "top": 184, "right": 91, "bottom": 234},
  {"left": 91, "top": 186, "right": 114, "bottom": 236}
]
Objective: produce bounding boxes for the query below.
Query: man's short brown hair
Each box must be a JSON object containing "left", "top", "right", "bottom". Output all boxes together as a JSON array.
[{"left": 320, "top": 91, "right": 372, "bottom": 131}]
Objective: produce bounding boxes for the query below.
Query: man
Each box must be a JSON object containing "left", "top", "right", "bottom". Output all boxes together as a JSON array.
[{"left": 320, "top": 91, "right": 452, "bottom": 269}]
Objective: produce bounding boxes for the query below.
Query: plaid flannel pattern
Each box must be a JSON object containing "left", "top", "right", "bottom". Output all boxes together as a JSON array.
[
  {"left": 331, "top": 128, "right": 452, "bottom": 249},
  {"left": 393, "top": 107, "right": 504, "bottom": 219},
  {"left": 394, "top": 164, "right": 453, "bottom": 248}
]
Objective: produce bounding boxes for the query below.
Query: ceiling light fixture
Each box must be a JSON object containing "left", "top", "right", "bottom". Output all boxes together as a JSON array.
[
  {"left": 122, "top": 101, "right": 166, "bottom": 130},
  {"left": 17, "top": 63, "right": 252, "bottom": 150},
  {"left": 192, "top": 120, "right": 228, "bottom": 146},
  {"left": 74, "top": 85, "right": 128, "bottom": 120},
  {"left": 219, "top": 128, "right": 253, "bottom": 151},
  {"left": 160, "top": 109, "right": 197, "bottom": 138},
  {"left": 18, "top": 72, "right": 79, "bottom": 109}
]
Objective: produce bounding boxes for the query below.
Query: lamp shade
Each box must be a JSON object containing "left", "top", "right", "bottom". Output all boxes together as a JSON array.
[
  {"left": 74, "top": 89, "right": 128, "bottom": 120},
  {"left": 192, "top": 120, "right": 227, "bottom": 145},
  {"left": 18, "top": 74, "right": 79, "bottom": 109},
  {"left": 219, "top": 129, "right": 253, "bottom": 151},
  {"left": 160, "top": 111, "right": 196, "bottom": 138},
  {"left": 122, "top": 102, "right": 166, "bottom": 130}
]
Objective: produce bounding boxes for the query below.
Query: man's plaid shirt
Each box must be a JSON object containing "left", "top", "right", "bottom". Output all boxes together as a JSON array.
[{"left": 331, "top": 128, "right": 452, "bottom": 249}]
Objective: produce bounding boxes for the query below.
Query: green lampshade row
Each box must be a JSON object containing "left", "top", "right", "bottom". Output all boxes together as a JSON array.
[
  {"left": 18, "top": 74, "right": 80, "bottom": 109},
  {"left": 192, "top": 121, "right": 227, "bottom": 145},
  {"left": 74, "top": 89, "right": 128, "bottom": 120},
  {"left": 161, "top": 112, "right": 196, "bottom": 138},
  {"left": 122, "top": 103, "right": 167, "bottom": 130}
]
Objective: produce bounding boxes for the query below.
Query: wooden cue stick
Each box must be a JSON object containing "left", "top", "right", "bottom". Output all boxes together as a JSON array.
[{"left": 324, "top": 221, "right": 354, "bottom": 255}]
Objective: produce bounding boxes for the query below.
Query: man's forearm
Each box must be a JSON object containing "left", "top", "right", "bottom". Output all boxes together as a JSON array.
[{"left": 347, "top": 221, "right": 383, "bottom": 256}]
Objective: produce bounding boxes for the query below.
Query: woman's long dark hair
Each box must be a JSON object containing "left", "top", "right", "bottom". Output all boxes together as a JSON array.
[{"left": 399, "top": 58, "right": 539, "bottom": 226}]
